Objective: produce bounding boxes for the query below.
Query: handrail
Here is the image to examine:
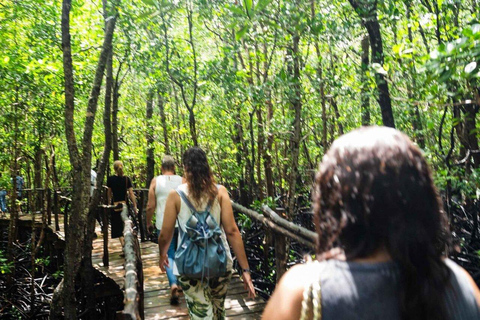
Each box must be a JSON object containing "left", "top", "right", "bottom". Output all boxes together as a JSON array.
[
  {"left": 231, "top": 201, "right": 317, "bottom": 283},
  {"left": 231, "top": 201, "right": 317, "bottom": 250},
  {"left": 261, "top": 205, "right": 317, "bottom": 245},
  {"left": 120, "top": 204, "right": 144, "bottom": 320}
]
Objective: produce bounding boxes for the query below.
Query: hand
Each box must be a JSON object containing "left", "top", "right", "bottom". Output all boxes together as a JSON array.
[
  {"left": 241, "top": 271, "right": 256, "bottom": 299},
  {"left": 159, "top": 253, "right": 169, "bottom": 272},
  {"left": 147, "top": 222, "right": 153, "bottom": 234}
]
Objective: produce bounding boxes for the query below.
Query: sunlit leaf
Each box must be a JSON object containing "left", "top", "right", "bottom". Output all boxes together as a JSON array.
[
  {"left": 141, "top": 0, "right": 156, "bottom": 6},
  {"left": 464, "top": 62, "right": 477, "bottom": 74}
]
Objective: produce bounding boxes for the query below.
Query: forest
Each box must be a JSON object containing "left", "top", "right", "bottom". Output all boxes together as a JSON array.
[{"left": 0, "top": 0, "right": 479, "bottom": 318}]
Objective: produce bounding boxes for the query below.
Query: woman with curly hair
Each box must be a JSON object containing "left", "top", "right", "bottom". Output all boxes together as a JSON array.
[
  {"left": 263, "top": 126, "right": 480, "bottom": 320},
  {"left": 159, "top": 146, "right": 255, "bottom": 319}
]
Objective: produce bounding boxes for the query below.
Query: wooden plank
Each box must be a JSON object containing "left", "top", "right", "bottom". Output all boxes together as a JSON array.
[{"left": 83, "top": 214, "right": 266, "bottom": 319}]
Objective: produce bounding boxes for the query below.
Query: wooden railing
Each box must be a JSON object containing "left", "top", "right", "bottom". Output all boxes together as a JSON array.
[
  {"left": 231, "top": 202, "right": 317, "bottom": 281},
  {"left": 22, "top": 186, "right": 316, "bottom": 318},
  {"left": 120, "top": 204, "right": 144, "bottom": 320}
]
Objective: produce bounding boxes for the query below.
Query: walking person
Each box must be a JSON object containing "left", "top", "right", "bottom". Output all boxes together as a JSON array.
[
  {"left": 159, "top": 147, "right": 256, "bottom": 319},
  {"left": 263, "top": 126, "right": 480, "bottom": 320},
  {"left": 146, "top": 155, "right": 184, "bottom": 305},
  {"left": 107, "top": 160, "right": 138, "bottom": 250}
]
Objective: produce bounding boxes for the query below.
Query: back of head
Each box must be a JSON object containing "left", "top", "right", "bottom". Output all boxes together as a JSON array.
[
  {"left": 314, "top": 126, "right": 450, "bottom": 320},
  {"left": 113, "top": 160, "right": 124, "bottom": 176},
  {"left": 161, "top": 155, "right": 176, "bottom": 173},
  {"left": 183, "top": 147, "right": 217, "bottom": 205}
]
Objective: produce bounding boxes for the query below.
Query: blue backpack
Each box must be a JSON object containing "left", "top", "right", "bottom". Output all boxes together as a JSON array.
[{"left": 175, "top": 189, "right": 228, "bottom": 279}]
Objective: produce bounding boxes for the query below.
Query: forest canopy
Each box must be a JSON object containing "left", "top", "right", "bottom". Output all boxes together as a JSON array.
[
  {"left": 1, "top": 0, "right": 479, "bottom": 318},
  {"left": 1, "top": 0, "right": 479, "bottom": 205}
]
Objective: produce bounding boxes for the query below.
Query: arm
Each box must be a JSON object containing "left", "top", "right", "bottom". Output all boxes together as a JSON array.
[
  {"left": 219, "top": 186, "right": 256, "bottom": 299},
  {"left": 158, "top": 189, "right": 180, "bottom": 271},
  {"left": 146, "top": 178, "right": 156, "bottom": 232}
]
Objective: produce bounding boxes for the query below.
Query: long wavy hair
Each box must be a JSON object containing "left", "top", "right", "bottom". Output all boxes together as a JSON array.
[
  {"left": 183, "top": 147, "right": 217, "bottom": 206},
  {"left": 313, "top": 126, "right": 451, "bottom": 320}
]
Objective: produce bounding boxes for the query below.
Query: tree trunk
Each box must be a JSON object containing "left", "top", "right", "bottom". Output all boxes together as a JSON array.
[
  {"left": 158, "top": 91, "right": 170, "bottom": 155},
  {"left": 405, "top": 2, "right": 425, "bottom": 148},
  {"left": 112, "top": 76, "right": 120, "bottom": 160},
  {"left": 349, "top": 0, "right": 395, "bottom": 128},
  {"left": 263, "top": 94, "right": 275, "bottom": 199},
  {"left": 54, "top": 1, "right": 117, "bottom": 318},
  {"left": 146, "top": 89, "right": 155, "bottom": 187},
  {"left": 256, "top": 107, "right": 265, "bottom": 200},
  {"left": 287, "top": 34, "right": 302, "bottom": 218},
  {"left": 361, "top": 34, "right": 371, "bottom": 125}
]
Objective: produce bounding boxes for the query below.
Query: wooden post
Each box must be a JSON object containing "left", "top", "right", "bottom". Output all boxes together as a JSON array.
[
  {"left": 103, "top": 206, "right": 109, "bottom": 267},
  {"left": 54, "top": 190, "right": 60, "bottom": 231},
  {"left": 47, "top": 189, "right": 52, "bottom": 225},
  {"left": 263, "top": 229, "right": 271, "bottom": 275},
  {"left": 137, "top": 190, "right": 146, "bottom": 242},
  {"left": 40, "top": 189, "right": 44, "bottom": 217},
  {"left": 274, "top": 231, "right": 287, "bottom": 283}
]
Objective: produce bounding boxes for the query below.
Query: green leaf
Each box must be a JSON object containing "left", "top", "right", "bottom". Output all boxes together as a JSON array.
[
  {"left": 255, "top": 0, "right": 273, "bottom": 13},
  {"left": 244, "top": 0, "right": 253, "bottom": 17},
  {"left": 141, "top": 0, "right": 156, "bottom": 6},
  {"left": 236, "top": 24, "right": 249, "bottom": 41},
  {"left": 227, "top": 4, "right": 245, "bottom": 16}
]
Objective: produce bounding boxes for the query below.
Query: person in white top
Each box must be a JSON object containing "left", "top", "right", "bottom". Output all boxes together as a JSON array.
[{"left": 146, "top": 155, "right": 184, "bottom": 305}]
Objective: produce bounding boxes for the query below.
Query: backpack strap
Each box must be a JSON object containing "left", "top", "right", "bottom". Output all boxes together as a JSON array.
[
  {"left": 176, "top": 189, "right": 197, "bottom": 213},
  {"left": 176, "top": 189, "right": 215, "bottom": 212}
]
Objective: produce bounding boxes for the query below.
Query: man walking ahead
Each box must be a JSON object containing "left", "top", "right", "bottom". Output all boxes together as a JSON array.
[{"left": 146, "top": 155, "right": 184, "bottom": 305}]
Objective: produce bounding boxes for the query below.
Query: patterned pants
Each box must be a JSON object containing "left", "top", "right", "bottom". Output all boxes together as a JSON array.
[{"left": 177, "top": 272, "right": 232, "bottom": 320}]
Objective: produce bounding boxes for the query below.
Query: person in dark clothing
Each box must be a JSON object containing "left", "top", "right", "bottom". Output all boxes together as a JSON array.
[{"left": 107, "top": 160, "right": 137, "bottom": 248}]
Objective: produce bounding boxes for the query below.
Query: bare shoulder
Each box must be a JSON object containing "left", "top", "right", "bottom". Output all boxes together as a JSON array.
[
  {"left": 263, "top": 264, "right": 315, "bottom": 320},
  {"left": 217, "top": 185, "right": 229, "bottom": 199}
]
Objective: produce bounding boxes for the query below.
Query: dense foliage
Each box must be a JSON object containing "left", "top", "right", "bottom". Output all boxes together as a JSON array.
[{"left": 0, "top": 0, "right": 479, "bottom": 315}]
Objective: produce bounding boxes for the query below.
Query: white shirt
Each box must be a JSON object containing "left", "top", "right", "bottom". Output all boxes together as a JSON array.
[{"left": 155, "top": 175, "right": 183, "bottom": 230}]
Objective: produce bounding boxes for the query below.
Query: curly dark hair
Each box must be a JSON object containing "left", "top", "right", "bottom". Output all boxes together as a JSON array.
[
  {"left": 183, "top": 147, "right": 217, "bottom": 206},
  {"left": 313, "top": 126, "right": 451, "bottom": 320}
]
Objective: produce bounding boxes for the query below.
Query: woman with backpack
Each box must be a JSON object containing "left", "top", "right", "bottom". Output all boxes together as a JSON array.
[
  {"left": 107, "top": 160, "right": 138, "bottom": 250},
  {"left": 158, "top": 146, "right": 256, "bottom": 319},
  {"left": 262, "top": 126, "right": 480, "bottom": 320}
]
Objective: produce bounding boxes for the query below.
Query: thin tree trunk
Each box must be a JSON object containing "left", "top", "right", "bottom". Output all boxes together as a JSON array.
[
  {"left": 256, "top": 107, "right": 265, "bottom": 200},
  {"left": 158, "top": 91, "right": 170, "bottom": 155},
  {"left": 287, "top": 34, "right": 302, "bottom": 218},
  {"left": 112, "top": 76, "right": 120, "bottom": 160},
  {"left": 361, "top": 34, "right": 371, "bottom": 125},
  {"left": 146, "top": 89, "right": 155, "bottom": 187},
  {"left": 405, "top": 2, "right": 425, "bottom": 148},
  {"left": 349, "top": 0, "right": 395, "bottom": 128},
  {"left": 263, "top": 94, "right": 275, "bottom": 199}
]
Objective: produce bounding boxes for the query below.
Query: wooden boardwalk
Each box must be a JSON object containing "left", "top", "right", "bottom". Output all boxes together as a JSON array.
[{"left": 91, "top": 224, "right": 266, "bottom": 319}]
